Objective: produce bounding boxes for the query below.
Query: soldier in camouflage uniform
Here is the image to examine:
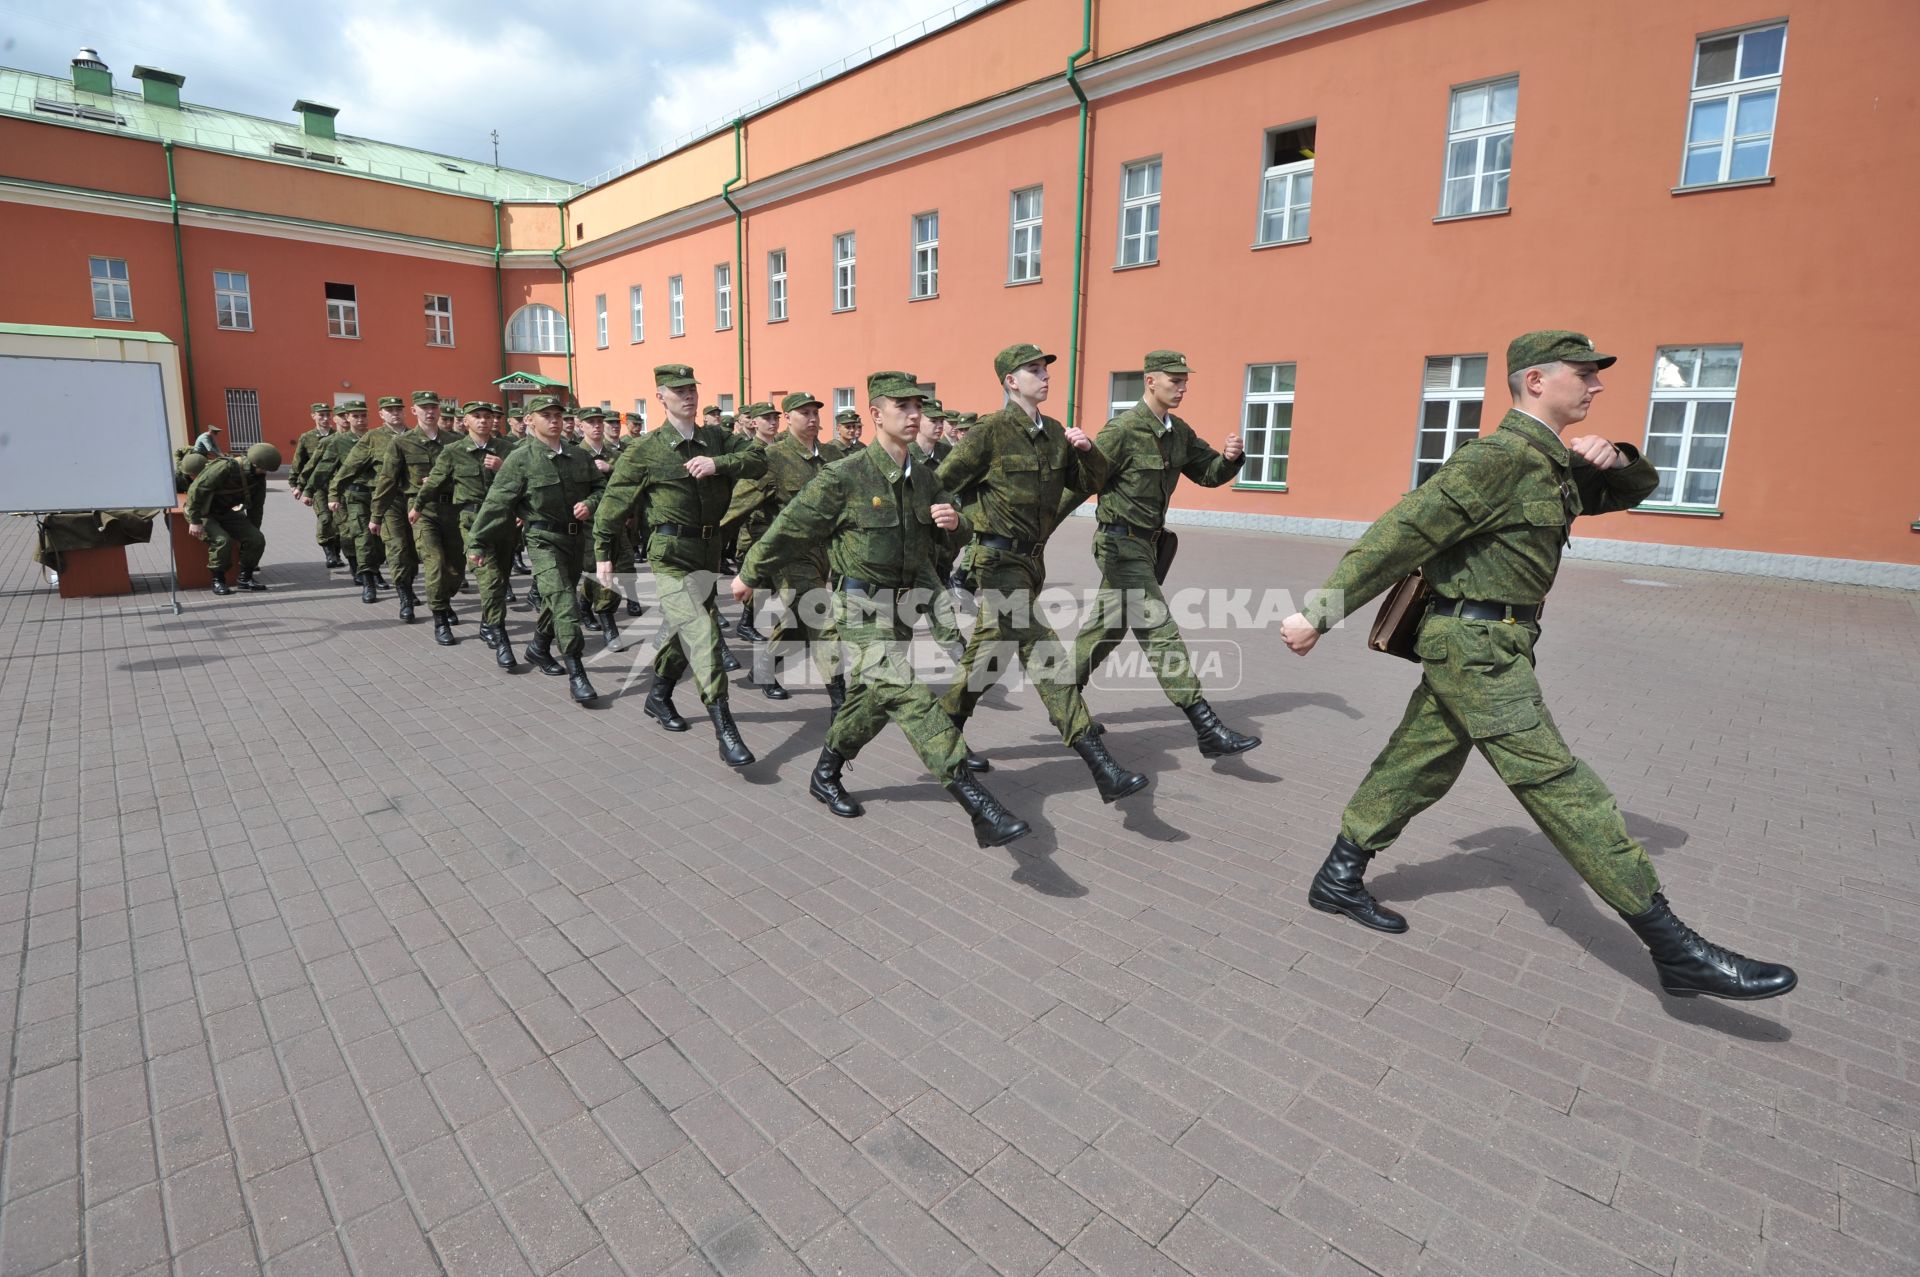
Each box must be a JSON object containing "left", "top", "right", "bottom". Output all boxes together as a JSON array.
[
  {"left": 594, "top": 364, "right": 765, "bottom": 769},
  {"left": 734, "top": 372, "right": 1029, "bottom": 847},
  {"left": 376, "top": 391, "right": 459, "bottom": 637},
  {"left": 834, "top": 408, "right": 863, "bottom": 450},
  {"left": 288, "top": 402, "right": 340, "bottom": 566},
  {"left": 620, "top": 412, "right": 649, "bottom": 616},
  {"left": 187, "top": 443, "right": 279, "bottom": 594},
  {"left": 468, "top": 395, "right": 604, "bottom": 703},
  {"left": 896, "top": 390, "right": 967, "bottom": 660},
  {"left": 332, "top": 396, "right": 415, "bottom": 611},
  {"left": 419, "top": 403, "right": 516, "bottom": 668},
  {"left": 1065, "top": 350, "right": 1261, "bottom": 758},
  {"left": 722, "top": 401, "right": 782, "bottom": 646},
  {"left": 1281, "top": 331, "right": 1795, "bottom": 1002},
  {"left": 573, "top": 409, "right": 625, "bottom": 644},
  {"left": 315, "top": 403, "right": 370, "bottom": 585},
  {"left": 935, "top": 343, "right": 1149, "bottom": 803}
]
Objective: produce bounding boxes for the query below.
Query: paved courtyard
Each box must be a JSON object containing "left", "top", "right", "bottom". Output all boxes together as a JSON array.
[{"left": 2, "top": 487, "right": 1917, "bottom": 1277}]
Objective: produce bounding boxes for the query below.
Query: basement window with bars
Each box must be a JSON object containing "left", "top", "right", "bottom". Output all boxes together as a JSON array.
[{"left": 224, "top": 389, "right": 263, "bottom": 449}]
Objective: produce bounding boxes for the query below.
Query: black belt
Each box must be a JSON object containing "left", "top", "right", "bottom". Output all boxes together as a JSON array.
[
  {"left": 841, "top": 575, "right": 907, "bottom": 596},
  {"left": 975, "top": 533, "right": 1041, "bottom": 556},
  {"left": 345, "top": 483, "right": 372, "bottom": 496},
  {"left": 654, "top": 522, "right": 717, "bottom": 539},
  {"left": 1430, "top": 596, "right": 1543, "bottom": 624},
  {"left": 1097, "top": 522, "right": 1161, "bottom": 540},
  {"left": 526, "top": 519, "right": 583, "bottom": 536},
  {"left": 459, "top": 501, "right": 483, "bottom": 514}
]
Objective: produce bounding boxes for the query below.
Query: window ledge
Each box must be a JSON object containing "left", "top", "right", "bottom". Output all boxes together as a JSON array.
[
  {"left": 831, "top": 307, "right": 855, "bottom": 315},
  {"left": 1672, "top": 176, "right": 1774, "bottom": 196},
  {"left": 909, "top": 293, "right": 939, "bottom": 303},
  {"left": 765, "top": 317, "right": 787, "bottom": 325},
  {"left": 1233, "top": 481, "right": 1288, "bottom": 493},
  {"left": 1113, "top": 260, "right": 1160, "bottom": 273},
  {"left": 1432, "top": 207, "right": 1511, "bottom": 225},
  {"left": 1631, "top": 504, "right": 1723, "bottom": 519},
  {"left": 1251, "top": 236, "right": 1311, "bottom": 252},
  {"left": 1005, "top": 277, "right": 1043, "bottom": 288},
  {"left": 1910, "top": 520, "right": 1920, "bottom": 532},
  {"left": 328, "top": 334, "right": 361, "bottom": 341}
]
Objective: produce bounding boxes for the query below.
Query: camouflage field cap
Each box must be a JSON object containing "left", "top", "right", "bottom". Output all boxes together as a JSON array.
[
  {"left": 377, "top": 396, "right": 404, "bottom": 409},
  {"left": 179, "top": 452, "right": 208, "bottom": 477},
  {"left": 577, "top": 408, "right": 605, "bottom": 422},
  {"left": 834, "top": 408, "right": 861, "bottom": 426},
  {"left": 922, "top": 398, "right": 947, "bottom": 421},
  {"left": 742, "top": 402, "right": 776, "bottom": 419},
  {"left": 246, "top": 443, "right": 282, "bottom": 471},
  {"left": 951, "top": 412, "right": 978, "bottom": 427},
  {"left": 1144, "top": 349, "right": 1192, "bottom": 375},
  {"left": 340, "top": 400, "right": 367, "bottom": 413},
  {"left": 439, "top": 399, "right": 458, "bottom": 413},
  {"left": 866, "top": 370, "right": 932, "bottom": 401},
  {"left": 781, "top": 391, "right": 823, "bottom": 413},
  {"left": 410, "top": 390, "right": 440, "bottom": 405},
  {"left": 1506, "top": 330, "right": 1616, "bottom": 374},
  {"left": 461, "top": 400, "right": 488, "bottom": 416},
  {"left": 309, "top": 401, "right": 328, "bottom": 412},
  {"left": 525, "top": 394, "right": 565, "bottom": 414},
  {"left": 994, "top": 342, "right": 1057, "bottom": 379},
  {"left": 624, "top": 412, "right": 646, "bottom": 425}
]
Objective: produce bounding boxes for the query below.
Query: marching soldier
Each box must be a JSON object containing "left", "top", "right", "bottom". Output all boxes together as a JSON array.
[
  {"left": 325, "top": 401, "right": 385, "bottom": 598},
  {"left": 620, "top": 412, "right": 649, "bottom": 616},
  {"left": 417, "top": 403, "right": 516, "bottom": 668},
  {"left": 935, "top": 343, "right": 1149, "bottom": 802},
  {"left": 376, "top": 392, "right": 457, "bottom": 643},
  {"left": 722, "top": 402, "right": 782, "bottom": 643},
  {"left": 288, "top": 403, "right": 341, "bottom": 567},
  {"left": 1065, "top": 350, "right": 1262, "bottom": 758},
  {"left": 186, "top": 444, "right": 280, "bottom": 595},
  {"left": 333, "top": 395, "right": 419, "bottom": 618},
  {"left": 1279, "top": 330, "right": 1795, "bottom": 1002},
  {"left": 594, "top": 365, "right": 766, "bottom": 769},
  {"left": 834, "top": 408, "right": 863, "bottom": 449},
  {"left": 575, "top": 409, "right": 624, "bottom": 644},
  {"left": 468, "top": 396, "right": 604, "bottom": 703},
  {"left": 733, "top": 372, "right": 1029, "bottom": 845}
]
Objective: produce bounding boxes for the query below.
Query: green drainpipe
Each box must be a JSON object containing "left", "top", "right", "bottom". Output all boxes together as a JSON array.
[
  {"left": 721, "top": 119, "right": 747, "bottom": 408},
  {"left": 492, "top": 200, "right": 507, "bottom": 377},
  {"left": 553, "top": 201, "right": 575, "bottom": 395},
  {"left": 163, "top": 141, "right": 201, "bottom": 427},
  {"left": 1064, "top": 0, "right": 1093, "bottom": 430}
]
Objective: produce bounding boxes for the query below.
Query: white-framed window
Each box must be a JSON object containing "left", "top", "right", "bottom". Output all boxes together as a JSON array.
[
  {"left": 631, "top": 399, "right": 648, "bottom": 425},
  {"left": 629, "top": 285, "right": 644, "bottom": 342},
  {"left": 1643, "top": 345, "right": 1741, "bottom": 509},
  {"left": 1682, "top": 24, "right": 1786, "bottom": 187},
  {"left": 594, "top": 293, "right": 608, "bottom": 348},
  {"left": 1008, "top": 186, "right": 1042, "bottom": 283},
  {"left": 425, "top": 293, "right": 453, "bottom": 346},
  {"left": 89, "top": 256, "right": 132, "bottom": 321},
  {"left": 213, "top": 270, "right": 251, "bottom": 330},
  {"left": 1238, "top": 363, "right": 1295, "bottom": 488},
  {"left": 505, "top": 303, "right": 566, "bottom": 354},
  {"left": 325, "top": 281, "right": 358, "bottom": 339},
  {"left": 714, "top": 264, "right": 733, "bottom": 330},
  {"left": 1258, "top": 123, "right": 1315, "bottom": 245},
  {"left": 1441, "top": 77, "right": 1517, "bottom": 217},
  {"left": 668, "top": 275, "right": 685, "bottom": 336},
  {"left": 1118, "top": 158, "right": 1161, "bottom": 267},
  {"left": 767, "top": 249, "right": 787, "bottom": 322},
  {"left": 1413, "top": 355, "right": 1487, "bottom": 487},
  {"left": 717, "top": 394, "right": 735, "bottom": 415},
  {"left": 833, "top": 387, "right": 855, "bottom": 415},
  {"left": 833, "top": 232, "right": 857, "bottom": 311},
  {"left": 1109, "top": 372, "right": 1143, "bottom": 419},
  {"left": 911, "top": 212, "right": 939, "bottom": 299}
]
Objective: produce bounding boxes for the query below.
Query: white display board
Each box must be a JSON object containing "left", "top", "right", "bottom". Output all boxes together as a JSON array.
[{"left": 0, "top": 354, "right": 179, "bottom": 513}]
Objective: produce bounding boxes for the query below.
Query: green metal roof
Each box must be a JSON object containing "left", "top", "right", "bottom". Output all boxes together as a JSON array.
[
  {"left": 493, "top": 372, "right": 569, "bottom": 388},
  {"left": 0, "top": 66, "right": 579, "bottom": 202},
  {"left": 0, "top": 322, "right": 175, "bottom": 343}
]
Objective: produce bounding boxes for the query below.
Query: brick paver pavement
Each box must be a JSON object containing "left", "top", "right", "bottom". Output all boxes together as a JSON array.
[{"left": 2, "top": 487, "right": 1916, "bottom": 1276}]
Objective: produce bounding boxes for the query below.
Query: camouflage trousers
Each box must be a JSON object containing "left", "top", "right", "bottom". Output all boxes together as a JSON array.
[
  {"left": 1072, "top": 531, "right": 1200, "bottom": 708},
  {"left": 905, "top": 558, "right": 964, "bottom": 649},
  {"left": 340, "top": 489, "right": 385, "bottom": 572},
  {"left": 938, "top": 547, "right": 1093, "bottom": 746},
  {"left": 527, "top": 530, "right": 589, "bottom": 657},
  {"left": 759, "top": 565, "right": 840, "bottom": 686},
  {"left": 458, "top": 509, "right": 509, "bottom": 628},
  {"left": 201, "top": 507, "right": 264, "bottom": 574},
  {"left": 585, "top": 521, "right": 630, "bottom": 614},
  {"left": 1340, "top": 614, "right": 1661, "bottom": 915},
  {"left": 652, "top": 547, "right": 729, "bottom": 705},
  {"left": 827, "top": 591, "right": 968, "bottom": 782},
  {"left": 379, "top": 505, "right": 419, "bottom": 590},
  {"left": 411, "top": 504, "right": 463, "bottom": 612},
  {"left": 308, "top": 492, "right": 340, "bottom": 548}
]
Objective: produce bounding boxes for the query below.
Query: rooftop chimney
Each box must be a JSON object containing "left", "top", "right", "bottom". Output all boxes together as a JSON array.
[
  {"left": 132, "top": 65, "right": 184, "bottom": 109},
  {"left": 292, "top": 100, "right": 339, "bottom": 140},
  {"left": 70, "top": 47, "right": 112, "bottom": 97}
]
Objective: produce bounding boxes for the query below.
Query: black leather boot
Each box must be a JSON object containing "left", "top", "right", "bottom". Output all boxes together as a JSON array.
[
  {"left": 1185, "top": 699, "right": 1260, "bottom": 758},
  {"left": 809, "top": 748, "right": 863, "bottom": 818},
  {"left": 750, "top": 655, "right": 790, "bottom": 700},
  {"left": 434, "top": 612, "right": 458, "bottom": 646},
  {"left": 375, "top": 570, "right": 390, "bottom": 588},
  {"left": 946, "top": 711, "right": 990, "bottom": 772},
  {"left": 645, "top": 675, "right": 690, "bottom": 732},
  {"left": 398, "top": 584, "right": 418, "bottom": 624},
  {"left": 626, "top": 597, "right": 646, "bottom": 617},
  {"left": 1307, "top": 835, "right": 1408, "bottom": 933},
  {"left": 324, "top": 545, "right": 343, "bottom": 568},
  {"left": 826, "top": 675, "right": 847, "bottom": 719},
  {"left": 564, "top": 653, "right": 597, "bottom": 704},
  {"left": 1072, "top": 733, "right": 1149, "bottom": 803},
  {"left": 597, "top": 607, "right": 619, "bottom": 644},
  {"left": 946, "top": 774, "right": 1031, "bottom": 848},
  {"left": 493, "top": 628, "right": 517, "bottom": 671},
  {"left": 708, "top": 701, "right": 755, "bottom": 768},
  {"left": 477, "top": 622, "right": 497, "bottom": 645},
  {"left": 720, "top": 643, "right": 742, "bottom": 673},
  {"left": 344, "top": 550, "right": 359, "bottom": 579},
  {"left": 523, "top": 628, "right": 564, "bottom": 675},
  {"left": 736, "top": 607, "right": 766, "bottom": 644},
  {"left": 444, "top": 605, "right": 460, "bottom": 625},
  {"left": 236, "top": 569, "right": 269, "bottom": 592},
  {"left": 360, "top": 570, "right": 378, "bottom": 604},
  {"left": 1621, "top": 894, "right": 1797, "bottom": 1000},
  {"left": 210, "top": 571, "right": 232, "bottom": 596},
  {"left": 513, "top": 552, "right": 530, "bottom": 575}
]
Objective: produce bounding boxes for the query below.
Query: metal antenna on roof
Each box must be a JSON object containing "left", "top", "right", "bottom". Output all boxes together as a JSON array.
[{"left": 491, "top": 129, "right": 499, "bottom": 168}]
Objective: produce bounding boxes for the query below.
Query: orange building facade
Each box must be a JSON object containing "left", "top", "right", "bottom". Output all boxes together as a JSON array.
[{"left": 4, "top": 0, "right": 1917, "bottom": 585}]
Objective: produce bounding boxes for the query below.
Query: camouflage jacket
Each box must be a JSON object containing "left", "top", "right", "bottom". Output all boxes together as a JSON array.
[
  {"left": 417, "top": 436, "right": 513, "bottom": 508},
  {"left": 329, "top": 425, "right": 405, "bottom": 506},
  {"left": 468, "top": 440, "right": 606, "bottom": 549},
  {"left": 936, "top": 404, "right": 1109, "bottom": 545},
  {"left": 1303, "top": 411, "right": 1659, "bottom": 630},
  {"left": 593, "top": 421, "right": 766, "bottom": 565},
  {"left": 372, "top": 427, "right": 449, "bottom": 518},
  {"left": 1063, "top": 400, "right": 1238, "bottom": 529},
  {"left": 288, "top": 427, "right": 330, "bottom": 491},
  {"left": 184, "top": 457, "right": 251, "bottom": 522},
  {"left": 741, "top": 441, "right": 956, "bottom": 592}
]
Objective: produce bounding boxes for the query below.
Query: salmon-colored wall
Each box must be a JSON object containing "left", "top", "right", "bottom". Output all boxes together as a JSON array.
[
  {"left": 568, "top": 137, "right": 735, "bottom": 248},
  {"left": 568, "top": 0, "right": 1920, "bottom": 568},
  {"left": 0, "top": 116, "right": 170, "bottom": 198},
  {"left": 501, "top": 202, "right": 562, "bottom": 254},
  {"left": 172, "top": 149, "right": 497, "bottom": 248}
]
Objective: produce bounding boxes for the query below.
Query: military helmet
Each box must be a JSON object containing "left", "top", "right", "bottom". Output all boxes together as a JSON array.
[
  {"left": 246, "top": 443, "right": 283, "bottom": 471},
  {"left": 179, "top": 452, "right": 208, "bottom": 477}
]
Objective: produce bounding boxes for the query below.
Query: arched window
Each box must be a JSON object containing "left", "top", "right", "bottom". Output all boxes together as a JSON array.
[{"left": 506, "top": 303, "right": 567, "bottom": 354}]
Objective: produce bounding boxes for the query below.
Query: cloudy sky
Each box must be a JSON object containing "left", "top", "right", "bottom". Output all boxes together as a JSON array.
[{"left": 0, "top": 0, "right": 964, "bottom": 182}]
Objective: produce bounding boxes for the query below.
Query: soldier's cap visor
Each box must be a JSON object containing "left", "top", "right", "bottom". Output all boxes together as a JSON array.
[
  {"left": 993, "top": 343, "right": 1057, "bottom": 379},
  {"left": 1506, "top": 330, "right": 1617, "bottom": 374}
]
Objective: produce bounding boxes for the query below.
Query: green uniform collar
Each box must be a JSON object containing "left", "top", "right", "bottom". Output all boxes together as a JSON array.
[
  {"left": 1502, "top": 410, "right": 1571, "bottom": 466},
  {"left": 865, "top": 439, "right": 911, "bottom": 484}
]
